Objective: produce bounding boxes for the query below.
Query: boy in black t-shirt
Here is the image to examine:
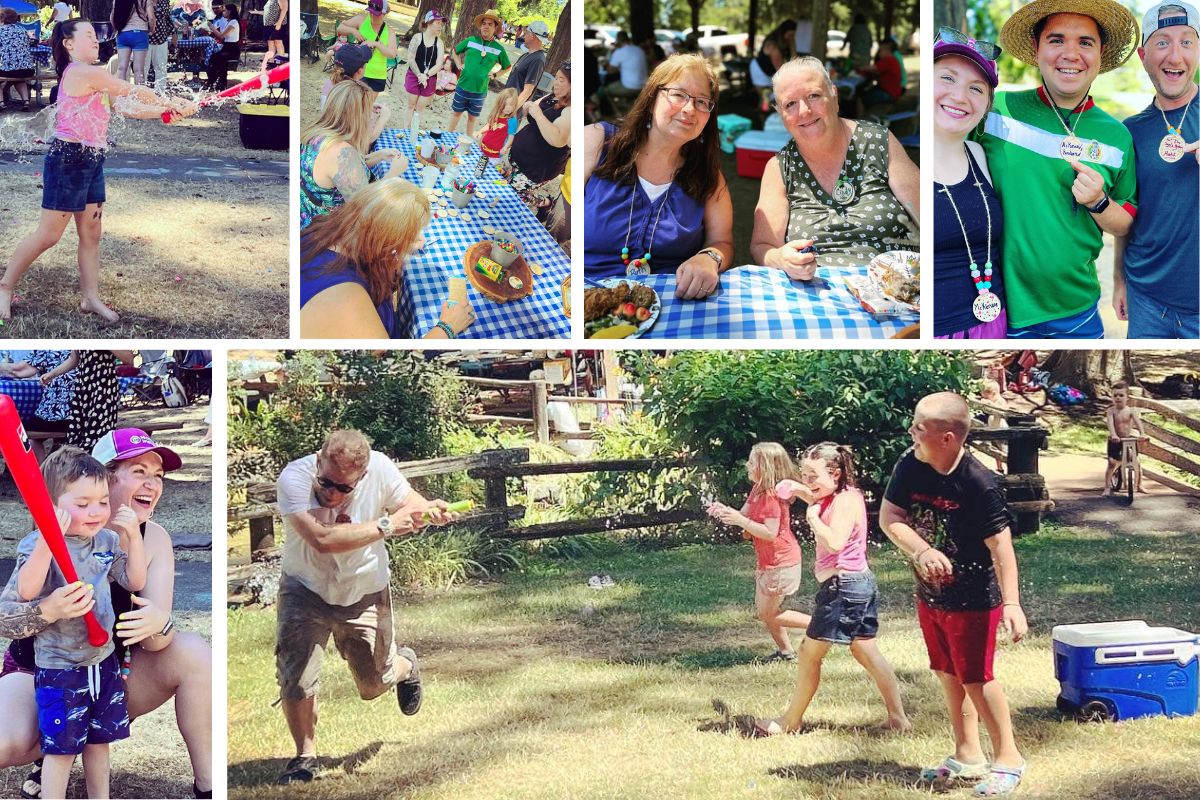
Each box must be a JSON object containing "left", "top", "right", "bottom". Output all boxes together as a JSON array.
[{"left": 881, "top": 392, "right": 1027, "bottom": 797}]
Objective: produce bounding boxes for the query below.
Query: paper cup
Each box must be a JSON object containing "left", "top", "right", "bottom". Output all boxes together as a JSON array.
[
  {"left": 490, "top": 230, "right": 523, "bottom": 267},
  {"left": 418, "top": 139, "right": 434, "bottom": 159}
]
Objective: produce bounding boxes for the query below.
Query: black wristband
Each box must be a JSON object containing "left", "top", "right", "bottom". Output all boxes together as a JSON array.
[{"left": 1087, "top": 194, "right": 1110, "bottom": 214}]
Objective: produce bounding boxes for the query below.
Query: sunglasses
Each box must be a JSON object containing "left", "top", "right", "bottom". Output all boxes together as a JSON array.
[
  {"left": 936, "top": 26, "right": 1002, "bottom": 61},
  {"left": 316, "top": 474, "right": 363, "bottom": 494}
]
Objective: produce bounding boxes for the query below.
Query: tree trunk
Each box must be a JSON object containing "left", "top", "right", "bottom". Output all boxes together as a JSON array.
[
  {"left": 747, "top": 0, "right": 758, "bottom": 62},
  {"left": 934, "top": 0, "right": 968, "bottom": 32},
  {"left": 81, "top": 0, "right": 112, "bottom": 23},
  {"left": 1044, "top": 350, "right": 1138, "bottom": 397},
  {"left": 628, "top": 0, "right": 652, "bottom": 46},
  {"left": 545, "top": 1, "right": 570, "bottom": 77},
  {"left": 406, "top": 0, "right": 454, "bottom": 39},
  {"left": 688, "top": 0, "right": 702, "bottom": 35},
  {"left": 453, "top": 0, "right": 491, "bottom": 46},
  {"left": 882, "top": 0, "right": 895, "bottom": 39},
  {"left": 811, "top": 0, "right": 829, "bottom": 63},
  {"left": 300, "top": 0, "right": 318, "bottom": 14}
]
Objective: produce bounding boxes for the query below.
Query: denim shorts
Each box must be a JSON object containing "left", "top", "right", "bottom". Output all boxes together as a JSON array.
[
  {"left": 116, "top": 30, "right": 150, "bottom": 51},
  {"left": 35, "top": 652, "right": 130, "bottom": 755},
  {"left": 451, "top": 87, "right": 486, "bottom": 116},
  {"left": 1126, "top": 283, "right": 1199, "bottom": 339},
  {"left": 43, "top": 140, "right": 106, "bottom": 212},
  {"left": 807, "top": 569, "right": 880, "bottom": 645}
]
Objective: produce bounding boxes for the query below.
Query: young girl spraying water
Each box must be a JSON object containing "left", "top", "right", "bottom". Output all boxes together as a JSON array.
[
  {"left": 708, "top": 443, "right": 811, "bottom": 662},
  {"left": 474, "top": 87, "right": 519, "bottom": 164},
  {"left": 0, "top": 20, "right": 194, "bottom": 322},
  {"left": 755, "top": 442, "right": 911, "bottom": 735}
]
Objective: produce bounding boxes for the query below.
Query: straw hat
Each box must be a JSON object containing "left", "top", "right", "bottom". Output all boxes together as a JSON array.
[
  {"left": 999, "top": 0, "right": 1140, "bottom": 74},
  {"left": 474, "top": 9, "right": 503, "bottom": 29}
]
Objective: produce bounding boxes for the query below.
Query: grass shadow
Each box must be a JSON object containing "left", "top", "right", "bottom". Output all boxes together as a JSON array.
[
  {"left": 768, "top": 758, "right": 919, "bottom": 788},
  {"left": 229, "top": 741, "right": 386, "bottom": 788}
]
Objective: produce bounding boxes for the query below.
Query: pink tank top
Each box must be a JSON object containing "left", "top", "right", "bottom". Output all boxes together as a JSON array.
[
  {"left": 814, "top": 487, "right": 869, "bottom": 575},
  {"left": 55, "top": 63, "right": 111, "bottom": 149}
]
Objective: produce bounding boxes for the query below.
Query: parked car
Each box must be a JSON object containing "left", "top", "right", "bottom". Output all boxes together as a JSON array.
[
  {"left": 683, "top": 25, "right": 750, "bottom": 59},
  {"left": 654, "top": 28, "right": 683, "bottom": 55},
  {"left": 584, "top": 25, "right": 620, "bottom": 50},
  {"left": 826, "top": 29, "right": 847, "bottom": 56}
]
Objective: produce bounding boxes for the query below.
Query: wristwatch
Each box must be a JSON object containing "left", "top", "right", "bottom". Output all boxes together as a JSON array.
[
  {"left": 377, "top": 515, "right": 394, "bottom": 537},
  {"left": 1086, "top": 194, "right": 1111, "bottom": 214},
  {"left": 698, "top": 247, "right": 724, "bottom": 270}
]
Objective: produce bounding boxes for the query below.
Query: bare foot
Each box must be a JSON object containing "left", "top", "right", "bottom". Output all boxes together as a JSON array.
[
  {"left": 878, "top": 716, "right": 913, "bottom": 733},
  {"left": 1101, "top": 488, "right": 1112, "bottom": 497},
  {"left": 80, "top": 297, "right": 120, "bottom": 324},
  {"left": 0, "top": 286, "right": 13, "bottom": 320}
]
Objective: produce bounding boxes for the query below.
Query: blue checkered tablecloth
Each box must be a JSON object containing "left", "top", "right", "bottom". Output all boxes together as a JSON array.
[
  {"left": 0, "top": 379, "right": 42, "bottom": 419},
  {"left": 0, "top": 377, "right": 153, "bottom": 420},
  {"left": 372, "top": 128, "right": 570, "bottom": 339},
  {"left": 31, "top": 44, "right": 51, "bottom": 67},
  {"left": 175, "top": 35, "right": 219, "bottom": 64},
  {"left": 614, "top": 265, "right": 918, "bottom": 339}
]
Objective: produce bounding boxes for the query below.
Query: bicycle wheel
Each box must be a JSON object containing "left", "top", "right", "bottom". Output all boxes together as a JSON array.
[{"left": 1124, "top": 464, "right": 1134, "bottom": 505}]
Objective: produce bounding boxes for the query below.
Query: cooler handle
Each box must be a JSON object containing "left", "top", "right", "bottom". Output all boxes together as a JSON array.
[{"left": 1095, "top": 642, "right": 1200, "bottom": 666}]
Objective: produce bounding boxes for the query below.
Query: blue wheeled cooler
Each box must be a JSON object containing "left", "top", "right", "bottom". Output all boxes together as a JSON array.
[{"left": 1053, "top": 620, "right": 1200, "bottom": 722}]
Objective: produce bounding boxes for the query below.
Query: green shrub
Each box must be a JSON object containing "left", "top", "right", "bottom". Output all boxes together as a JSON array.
[
  {"left": 642, "top": 350, "right": 974, "bottom": 493},
  {"left": 385, "top": 529, "right": 525, "bottom": 589}
]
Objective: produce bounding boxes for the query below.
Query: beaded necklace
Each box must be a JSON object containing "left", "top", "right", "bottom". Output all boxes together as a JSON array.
[
  {"left": 620, "top": 184, "right": 670, "bottom": 277},
  {"left": 937, "top": 145, "right": 1002, "bottom": 323},
  {"left": 1156, "top": 88, "right": 1194, "bottom": 163}
]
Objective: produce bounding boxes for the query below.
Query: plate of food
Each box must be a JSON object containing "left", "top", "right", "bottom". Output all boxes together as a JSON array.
[
  {"left": 584, "top": 279, "right": 660, "bottom": 338},
  {"left": 845, "top": 250, "right": 919, "bottom": 316}
]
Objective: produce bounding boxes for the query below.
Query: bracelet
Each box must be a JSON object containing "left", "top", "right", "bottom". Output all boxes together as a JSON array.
[
  {"left": 1003, "top": 602, "right": 1021, "bottom": 607},
  {"left": 155, "top": 615, "right": 174, "bottom": 637},
  {"left": 434, "top": 321, "right": 456, "bottom": 339},
  {"left": 912, "top": 546, "right": 932, "bottom": 563}
]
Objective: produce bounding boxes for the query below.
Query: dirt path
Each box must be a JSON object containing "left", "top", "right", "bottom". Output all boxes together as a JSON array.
[{"left": 0, "top": 151, "right": 288, "bottom": 181}]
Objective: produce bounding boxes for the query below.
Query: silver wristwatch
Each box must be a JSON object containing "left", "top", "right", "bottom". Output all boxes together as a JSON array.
[
  {"left": 699, "top": 247, "right": 724, "bottom": 270},
  {"left": 377, "top": 516, "right": 394, "bottom": 537}
]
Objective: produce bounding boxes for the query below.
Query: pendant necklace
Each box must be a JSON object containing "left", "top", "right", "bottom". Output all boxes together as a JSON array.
[
  {"left": 1157, "top": 89, "right": 1194, "bottom": 163},
  {"left": 620, "top": 185, "right": 669, "bottom": 277},
  {"left": 1044, "top": 81, "right": 1089, "bottom": 161},
  {"left": 937, "top": 146, "right": 1002, "bottom": 323}
]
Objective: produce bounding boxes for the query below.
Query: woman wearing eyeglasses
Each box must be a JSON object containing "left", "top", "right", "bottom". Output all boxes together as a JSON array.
[
  {"left": 933, "top": 29, "right": 1007, "bottom": 339},
  {"left": 582, "top": 53, "right": 734, "bottom": 300},
  {"left": 750, "top": 57, "right": 920, "bottom": 281}
]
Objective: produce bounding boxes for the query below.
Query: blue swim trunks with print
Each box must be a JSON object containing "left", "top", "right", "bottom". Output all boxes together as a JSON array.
[{"left": 34, "top": 652, "right": 129, "bottom": 755}]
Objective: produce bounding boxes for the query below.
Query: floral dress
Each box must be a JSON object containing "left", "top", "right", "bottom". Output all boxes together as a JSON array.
[
  {"left": 778, "top": 120, "right": 914, "bottom": 269},
  {"left": 300, "top": 136, "right": 345, "bottom": 230},
  {"left": 27, "top": 350, "right": 75, "bottom": 424},
  {"left": 67, "top": 350, "right": 120, "bottom": 450},
  {"left": 0, "top": 23, "right": 34, "bottom": 74}
]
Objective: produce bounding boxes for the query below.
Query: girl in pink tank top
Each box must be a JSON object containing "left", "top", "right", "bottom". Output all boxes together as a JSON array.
[
  {"left": 755, "top": 441, "right": 911, "bottom": 737},
  {"left": 0, "top": 20, "right": 195, "bottom": 324}
]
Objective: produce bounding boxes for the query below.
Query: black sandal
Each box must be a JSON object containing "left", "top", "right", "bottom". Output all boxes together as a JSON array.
[
  {"left": 20, "top": 757, "right": 42, "bottom": 799},
  {"left": 194, "top": 781, "right": 213, "bottom": 798},
  {"left": 276, "top": 755, "right": 318, "bottom": 784}
]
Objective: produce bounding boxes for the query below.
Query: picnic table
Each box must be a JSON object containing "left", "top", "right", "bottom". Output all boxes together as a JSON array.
[
  {"left": 0, "top": 376, "right": 153, "bottom": 420},
  {"left": 174, "top": 34, "right": 219, "bottom": 64},
  {"left": 370, "top": 128, "right": 570, "bottom": 339},
  {"left": 31, "top": 44, "right": 51, "bottom": 67},
  {"left": 598, "top": 265, "right": 917, "bottom": 339}
]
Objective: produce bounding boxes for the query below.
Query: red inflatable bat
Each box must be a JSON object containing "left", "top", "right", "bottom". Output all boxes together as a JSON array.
[
  {"left": 161, "top": 61, "right": 291, "bottom": 123},
  {"left": 0, "top": 396, "right": 108, "bottom": 646}
]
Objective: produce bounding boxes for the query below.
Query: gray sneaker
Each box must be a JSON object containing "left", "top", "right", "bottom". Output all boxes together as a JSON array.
[
  {"left": 762, "top": 650, "right": 798, "bottom": 663},
  {"left": 277, "top": 755, "right": 318, "bottom": 784}
]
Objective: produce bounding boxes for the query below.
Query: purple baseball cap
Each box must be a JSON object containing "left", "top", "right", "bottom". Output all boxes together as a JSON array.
[
  {"left": 367, "top": 0, "right": 388, "bottom": 15},
  {"left": 92, "top": 428, "right": 183, "bottom": 472},
  {"left": 423, "top": 8, "right": 445, "bottom": 24},
  {"left": 934, "top": 38, "right": 999, "bottom": 88}
]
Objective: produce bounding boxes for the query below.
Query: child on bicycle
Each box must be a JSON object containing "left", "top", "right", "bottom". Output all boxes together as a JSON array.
[
  {"left": 707, "top": 443, "right": 810, "bottom": 662},
  {"left": 1103, "top": 381, "right": 1145, "bottom": 496}
]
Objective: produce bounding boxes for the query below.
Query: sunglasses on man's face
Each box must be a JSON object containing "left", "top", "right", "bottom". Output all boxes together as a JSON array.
[
  {"left": 316, "top": 474, "right": 362, "bottom": 494},
  {"left": 936, "top": 26, "right": 1002, "bottom": 61}
]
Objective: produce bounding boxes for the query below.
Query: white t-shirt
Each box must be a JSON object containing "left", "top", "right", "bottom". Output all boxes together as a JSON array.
[
  {"left": 277, "top": 450, "right": 411, "bottom": 606},
  {"left": 53, "top": 2, "right": 72, "bottom": 22},
  {"left": 220, "top": 18, "right": 239, "bottom": 43},
  {"left": 609, "top": 43, "right": 647, "bottom": 90},
  {"left": 638, "top": 176, "right": 671, "bottom": 203}
]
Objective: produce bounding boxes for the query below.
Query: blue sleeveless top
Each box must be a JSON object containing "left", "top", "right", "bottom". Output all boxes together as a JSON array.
[
  {"left": 583, "top": 122, "right": 707, "bottom": 279},
  {"left": 300, "top": 245, "right": 397, "bottom": 335}
]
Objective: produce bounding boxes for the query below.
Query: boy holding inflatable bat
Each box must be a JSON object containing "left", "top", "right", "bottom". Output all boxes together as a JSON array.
[{"left": 11, "top": 447, "right": 146, "bottom": 800}]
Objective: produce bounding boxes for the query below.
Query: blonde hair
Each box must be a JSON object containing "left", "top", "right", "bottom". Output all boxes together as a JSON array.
[
  {"left": 486, "top": 87, "right": 520, "bottom": 127},
  {"left": 980, "top": 379, "right": 1001, "bottom": 398},
  {"left": 917, "top": 392, "right": 971, "bottom": 440},
  {"left": 42, "top": 447, "right": 109, "bottom": 504},
  {"left": 748, "top": 443, "right": 796, "bottom": 497},
  {"left": 321, "top": 429, "right": 371, "bottom": 470},
  {"left": 302, "top": 79, "right": 375, "bottom": 154},
  {"left": 300, "top": 179, "right": 431, "bottom": 305}
]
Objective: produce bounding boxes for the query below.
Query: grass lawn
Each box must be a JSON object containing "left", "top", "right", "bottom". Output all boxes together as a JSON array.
[{"left": 228, "top": 521, "right": 1200, "bottom": 800}]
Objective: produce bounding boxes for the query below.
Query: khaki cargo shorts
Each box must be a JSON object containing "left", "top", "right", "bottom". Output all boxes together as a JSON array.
[{"left": 276, "top": 572, "right": 399, "bottom": 702}]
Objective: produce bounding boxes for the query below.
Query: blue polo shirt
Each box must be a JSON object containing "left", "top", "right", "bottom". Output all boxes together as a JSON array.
[{"left": 1122, "top": 95, "right": 1199, "bottom": 315}]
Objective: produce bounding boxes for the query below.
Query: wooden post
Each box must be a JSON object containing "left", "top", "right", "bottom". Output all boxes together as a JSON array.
[
  {"left": 249, "top": 517, "right": 275, "bottom": 560},
  {"left": 532, "top": 381, "right": 549, "bottom": 444}
]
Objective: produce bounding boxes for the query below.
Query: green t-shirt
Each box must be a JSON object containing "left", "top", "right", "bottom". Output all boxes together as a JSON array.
[
  {"left": 979, "top": 88, "right": 1137, "bottom": 328},
  {"left": 455, "top": 36, "right": 510, "bottom": 94}
]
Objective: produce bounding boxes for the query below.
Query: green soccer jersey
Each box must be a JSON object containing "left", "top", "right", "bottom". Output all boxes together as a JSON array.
[
  {"left": 979, "top": 88, "right": 1137, "bottom": 328},
  {"left": 455, "top": 36, "right": 510, "bottom": 94}
]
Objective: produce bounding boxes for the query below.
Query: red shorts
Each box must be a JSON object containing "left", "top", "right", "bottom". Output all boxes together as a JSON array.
[{"left": 917, "top": 599, "right": 1002, "bottom": 684}]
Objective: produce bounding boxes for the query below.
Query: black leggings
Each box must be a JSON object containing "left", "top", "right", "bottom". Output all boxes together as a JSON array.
[{"left": 206, "top": 42, "right": 240, "bottom": 90}]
